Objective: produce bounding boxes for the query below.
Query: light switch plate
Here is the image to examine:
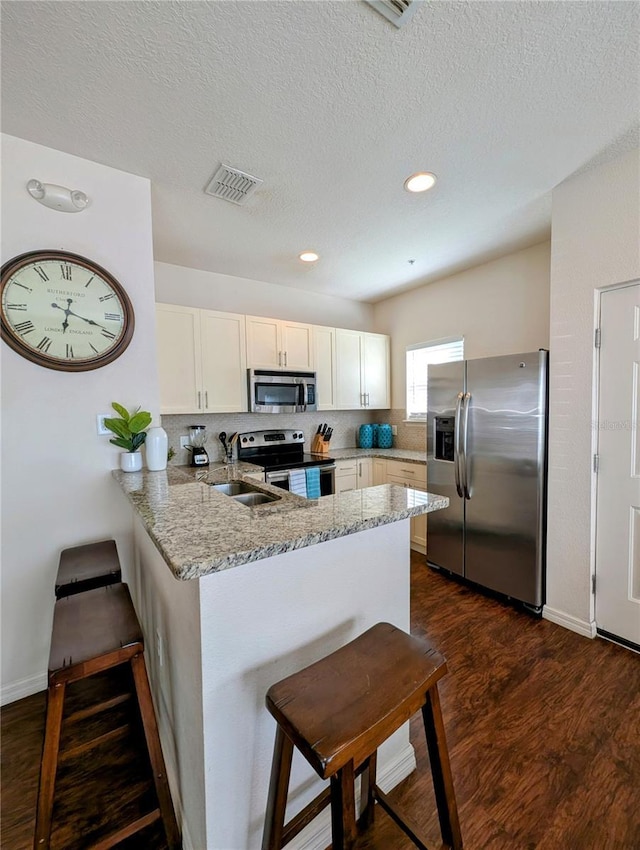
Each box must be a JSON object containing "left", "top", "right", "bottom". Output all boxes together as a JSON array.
[{"left": 179, "top": 435, "right": 190, "bottom": 450}]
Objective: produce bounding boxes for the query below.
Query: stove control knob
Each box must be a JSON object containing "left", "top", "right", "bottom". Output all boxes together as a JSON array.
[
  {"left": 241, "top": 437, "right": 247, "bottom": 443},
  {"left": 249, "top": 436, "right": 255, "bottom": 442}
]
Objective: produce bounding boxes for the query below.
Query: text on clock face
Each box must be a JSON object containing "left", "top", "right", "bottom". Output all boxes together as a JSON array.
[{"left": 2, "top": 259, "right": 126, "bottom": 361}]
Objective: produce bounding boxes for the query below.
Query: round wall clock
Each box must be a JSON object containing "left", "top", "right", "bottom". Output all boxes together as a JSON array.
[{"left": 0, "top": 250, "right": 135, "bottom": 372}]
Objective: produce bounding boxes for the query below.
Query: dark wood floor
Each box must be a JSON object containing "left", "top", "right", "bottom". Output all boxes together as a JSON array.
[{"left": 2, "top": 553, "right": 639, "bottom": 849}]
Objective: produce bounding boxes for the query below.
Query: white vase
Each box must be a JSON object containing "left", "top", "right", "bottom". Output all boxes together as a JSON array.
[
  {"left": 120, "top": 451, "right": 143, "bottom": 472},
  {"left": 146, "top": 426, "right": 168, "bottom": 471}
]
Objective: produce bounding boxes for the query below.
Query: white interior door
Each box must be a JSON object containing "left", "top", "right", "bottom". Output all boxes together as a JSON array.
[{"left": 595, "top": 282, "right": 640, "bottom": 648}]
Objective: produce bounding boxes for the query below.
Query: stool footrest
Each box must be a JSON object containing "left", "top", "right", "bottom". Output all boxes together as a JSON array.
[
  {"left": 282, "top": 787, "right": 332, "bottom": 846},
  {"left": 58, "top": 724, "right": 131, "bottom": 763},
  {"left": 374, "top": 786, "right": 435, "bottom": 850},
  {"left": 86, "top": 808, "right": 161, "bottom": 850},
  {"left": 65, "top": 692, "right": 132, "bottom": 725}
]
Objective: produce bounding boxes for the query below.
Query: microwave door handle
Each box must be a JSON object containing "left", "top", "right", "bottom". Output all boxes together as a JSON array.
[{"left": 454, "top": 392, "right": 463, "bottom": 498}]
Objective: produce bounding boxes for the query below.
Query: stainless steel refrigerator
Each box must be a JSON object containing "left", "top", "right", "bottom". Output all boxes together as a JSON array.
[{"left": 426, "top": 350, "right": 548, "bottom": 612}]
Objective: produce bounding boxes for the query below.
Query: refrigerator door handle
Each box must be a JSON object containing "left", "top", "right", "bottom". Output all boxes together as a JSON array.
[
  {"left": 462, "top": 391, "right": 471, "bottom": 499},
  {"left": 454, "top": 392, "right": 464, "bottom": 498}
]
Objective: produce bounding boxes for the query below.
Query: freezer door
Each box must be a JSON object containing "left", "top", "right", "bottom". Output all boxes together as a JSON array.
[
  {"left": 463, "top": 351, "right": 547, "bottom": 607},
  {"left": 426, "top": 361, "right": 465, "bottom": 576}
]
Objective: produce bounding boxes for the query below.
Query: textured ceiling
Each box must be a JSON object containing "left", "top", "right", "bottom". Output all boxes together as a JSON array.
[{"left": 2, "top": 1, "right": 638, "bottom": 302}]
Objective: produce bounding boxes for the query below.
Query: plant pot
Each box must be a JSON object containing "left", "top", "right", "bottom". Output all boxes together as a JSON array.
[{"left": 120, "top": 451, "right": 143, "bottom": 472}]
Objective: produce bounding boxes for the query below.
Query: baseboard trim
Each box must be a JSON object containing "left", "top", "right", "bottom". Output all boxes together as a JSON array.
[
  {"left": 289, "top": 743, "right": 417, "bottom": 850},
  {"left": 1, "top": 671, "right": 47, "bottom": 706},
  {"left": 543, "top": 606, "right": 597, "bottom": 638}
]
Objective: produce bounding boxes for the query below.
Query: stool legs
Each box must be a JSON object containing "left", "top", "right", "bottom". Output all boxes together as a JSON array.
[
  {"left": 34, "top": 683, "right": 65, "bottom": 849},
  {"left": 422, "top": 686, "right": 463, "bottom": 850},
  {"left": 359, "top": 751, "right": 377, "bottom": 829},
  {"left": 130, "top": 652, "right": 181, "bottom": 850},
  {"left": 330, "top": 760, "right": 357, "bottom": 850},
  {"left": 262, "top": 726, "right": 294, "bottom": 850}
]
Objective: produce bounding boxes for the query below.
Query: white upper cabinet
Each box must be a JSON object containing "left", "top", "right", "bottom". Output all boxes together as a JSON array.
[
  {"left": 335, "top": 329, "right": 390, "bottom": 410},
  {"left": 156, "top": 304, "right": 246, "bottom": 414},
  {"left": 312, "top": 325, "right": 337, "bottom": 410},
  {"left": 246, "top": 316, "right": 314, "bottom": 371}
]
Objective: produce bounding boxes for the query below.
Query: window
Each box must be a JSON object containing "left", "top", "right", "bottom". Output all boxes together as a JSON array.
[{"left": 406, "top": 337, "right": 464, "bottom": 421}]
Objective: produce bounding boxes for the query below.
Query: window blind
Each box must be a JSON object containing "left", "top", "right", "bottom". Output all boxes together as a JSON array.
[{"left": 406, "top": 337, "right": 464, "bottom": 421}]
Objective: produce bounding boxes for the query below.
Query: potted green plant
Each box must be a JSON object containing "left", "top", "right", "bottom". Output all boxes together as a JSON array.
[{"left": 104, "top": 402, "right": 152, "bottom": 472}]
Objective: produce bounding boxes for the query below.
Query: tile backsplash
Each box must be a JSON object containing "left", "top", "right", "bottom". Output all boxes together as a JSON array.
[{"left": 161, "top": 409, "right": 426, "bottom": 466}]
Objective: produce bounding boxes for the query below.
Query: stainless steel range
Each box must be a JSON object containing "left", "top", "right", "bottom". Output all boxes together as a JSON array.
[{"left": 237, "top": 429, "right": 335, "bottom": 495}]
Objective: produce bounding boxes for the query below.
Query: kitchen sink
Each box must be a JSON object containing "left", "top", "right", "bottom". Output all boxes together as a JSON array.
[{"left": 211, "top": 480, "right": 281, "bottom": 506}]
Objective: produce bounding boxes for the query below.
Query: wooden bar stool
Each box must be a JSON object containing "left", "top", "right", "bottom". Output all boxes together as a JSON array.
[
  {"left": 55, "top": 539, "right": 122, "bottom": 599},
  {"left": 262, "top": 622, "right": 462, "bottom": 850},
  {"left": 34, "top": 583, "right": 180, "bottom": 850}
]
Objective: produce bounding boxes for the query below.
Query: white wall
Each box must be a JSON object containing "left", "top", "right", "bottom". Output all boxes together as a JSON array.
[
  {"left": 545, "top": 147, "right": 640, "bottom": 633},
  {"left": 373, "top": 242, "right": 551, "bottom": 408},
  {"left": 1, "top": 135, "right": 159, "bottom": 703},
  {"left": 154, "top": 261, "right": 374, "bottom": 331}
]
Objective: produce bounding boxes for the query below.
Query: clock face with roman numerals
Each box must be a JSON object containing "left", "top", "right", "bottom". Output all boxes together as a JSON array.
[{"left": 1, "top": 250, "right": 135, "bottom": 371}]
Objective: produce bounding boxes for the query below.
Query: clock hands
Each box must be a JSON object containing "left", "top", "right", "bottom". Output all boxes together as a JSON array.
[{"left": 51, "top": 299, "right": 108, "bottom": 332}]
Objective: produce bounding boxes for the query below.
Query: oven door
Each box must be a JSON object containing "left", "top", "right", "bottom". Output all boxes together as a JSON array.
[{"left": 266, "top": 465, "right": 335, "bottom": 496}]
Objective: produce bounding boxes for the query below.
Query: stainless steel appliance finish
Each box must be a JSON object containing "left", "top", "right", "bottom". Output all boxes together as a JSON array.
[
  {"left": 265, "top": 465, "right": 335, "bottom": 496},
  {"left": 237, "top": 429, "right": 335, "bottom": 495},
  {"left": 248, "top": 369, "right": 317, "bottom": 413},
  {"left": 427, "top": 350, "right": 548, "bottom": 611}
]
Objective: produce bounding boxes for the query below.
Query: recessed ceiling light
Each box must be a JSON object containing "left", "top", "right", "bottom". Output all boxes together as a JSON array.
[
  {"left": 299, "top": 251, "right": 319, "bottom": 263},
  {"left": 404, "top": 172, "right": 437, "bottom": 193}
]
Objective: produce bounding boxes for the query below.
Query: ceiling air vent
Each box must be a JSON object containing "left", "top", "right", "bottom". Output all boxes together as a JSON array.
[
  {"left": 364, "top": 0, "right": 420, "bottom": 28},
  {"left": 204, "top": 164, "right": 263, "bottom": 206}
]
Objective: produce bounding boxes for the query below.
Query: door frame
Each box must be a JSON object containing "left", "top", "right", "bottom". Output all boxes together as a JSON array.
[{"left": 592, "top": 277, "right": 640, "bottom": 637}]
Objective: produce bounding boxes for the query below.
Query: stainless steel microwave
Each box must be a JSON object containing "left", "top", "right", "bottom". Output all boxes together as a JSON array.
[{"left": 248, "top": 369, "right": 317, "bottom": 413}]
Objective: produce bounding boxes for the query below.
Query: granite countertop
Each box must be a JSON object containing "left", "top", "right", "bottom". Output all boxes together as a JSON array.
[
  {"left": 329, "top": 447, "right": 426, "bottom": 464},
  {"left": 112, "top": 463, "right": 447, "bottom": 581}
]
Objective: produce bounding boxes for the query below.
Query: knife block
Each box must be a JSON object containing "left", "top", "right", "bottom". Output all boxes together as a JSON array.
[{"left": 311, "top": 435, "right": 330, "bottom": 454}]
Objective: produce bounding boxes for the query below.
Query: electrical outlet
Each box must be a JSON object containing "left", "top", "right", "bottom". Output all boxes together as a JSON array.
[
  {"left": 179, "top": 435, "right": 190, "bottom": 450},
  {"left": 391, "top": 425, "right": 398, "bottom": 436},
  {"left": 96, "top": 413, "right": 111, "bottom": 436}
]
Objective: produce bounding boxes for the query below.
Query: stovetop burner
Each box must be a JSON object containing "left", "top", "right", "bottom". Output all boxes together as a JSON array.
[{"left": 237, "top": 429, "right": 334, "bottom": 470}]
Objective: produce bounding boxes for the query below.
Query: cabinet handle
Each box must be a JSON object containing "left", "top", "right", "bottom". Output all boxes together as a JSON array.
[
  {"left": 278, "top": 351, "right": 282, "bottom": 367},
  {"left": 366, "top": 393, "right": 370, "bottom": 406},
  {"left": 284, "top": 351, "right": 287, "bottom": 367},
  {"left": 197, "top": 391, "right": 202, "bottom": 409},
  {"left": 205, "top": 391, "right": 209, "bottom": 409}
]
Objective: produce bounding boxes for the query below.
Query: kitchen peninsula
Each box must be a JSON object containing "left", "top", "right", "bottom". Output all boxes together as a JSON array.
[{"left": 113, "top": 465, "right": 448, "bottom": 850}]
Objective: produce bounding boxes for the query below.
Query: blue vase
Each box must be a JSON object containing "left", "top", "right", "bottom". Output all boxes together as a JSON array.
[
  {"left": 371, "top": 423, "right": 379, "bottom": 448},
  {"left": 378, "top": 424, "right": 393, "bottom": 448},
  {"left": 358, "top": 424, "right": 373, "bottom": 449}
]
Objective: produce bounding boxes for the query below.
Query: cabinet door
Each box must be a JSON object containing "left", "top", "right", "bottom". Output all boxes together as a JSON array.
[
  {"left": 335, "top": 329, "right": 363, "bottom": 409},
  {"left": 363, "top": 333, "right": 390, "bottom": 409},
  {"left": 246, "top": 316, "right": 281, "bottom": 369},
  {"left": 281, "top": 321, "right": 314, "bottom": 370},
  {"left": 200, "top": 310, "right": 247, "bottom": 413},
  {"left": 335, "top": 459, "right": 358, "bottom": 493},
  {"left": 357, "top": 458, "right": 373, "bottom": 488},
  {"left": 313, "top": 326, "right": 336, "bottom": 410},
  {"left": 156, "top": 304, "right": 202, "bottom": 414},
  {"left": 372, "top": 458, "right": 386, "bottom": 485}
]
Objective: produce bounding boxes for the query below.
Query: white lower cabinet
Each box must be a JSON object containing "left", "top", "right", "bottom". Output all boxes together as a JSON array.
[
  {"left": 372, "top": 458, "right": 387, "bottom": 486},
  {"left": 357, "top": 458, "right": 372, "bottom": 489},
  {"left": 335, "top": 459, "right": 358, "bottom": 493},
  {"left": 156, "top": 304, "right": 247, "bottom": 414},
  {"left": 385, "top": 460, "right": 428, "bottom": 553}
]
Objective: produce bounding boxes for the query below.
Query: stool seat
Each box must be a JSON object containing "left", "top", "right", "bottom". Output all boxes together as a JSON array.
[
  {"left": 49, "top": 583, "right": 142, "bottom": 682},
  {"left": 263, "top": 622, "right": 462, "bottom": 850},
  {"left": 34, "top": 583, "right": 180, "bottom": 850},
  {"left": 267, "top": 622, "right": 447, "bottom": 779},
  {"left": 55, "top": 539, "right": 121, "bottom": 599}
]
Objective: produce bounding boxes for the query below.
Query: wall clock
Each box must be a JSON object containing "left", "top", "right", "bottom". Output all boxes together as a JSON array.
[{"left": 0, "top": 250, "right": 135, "bottom": 372}]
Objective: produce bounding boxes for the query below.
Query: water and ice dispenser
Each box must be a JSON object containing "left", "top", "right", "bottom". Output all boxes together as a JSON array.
[{"left": 434, "top": 416, "right": 455, "bottom": 462}]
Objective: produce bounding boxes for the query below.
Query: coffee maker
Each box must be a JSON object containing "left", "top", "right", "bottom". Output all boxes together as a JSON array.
[{"left": 188, "top": 425, "right": 209, "bottom": 466}]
